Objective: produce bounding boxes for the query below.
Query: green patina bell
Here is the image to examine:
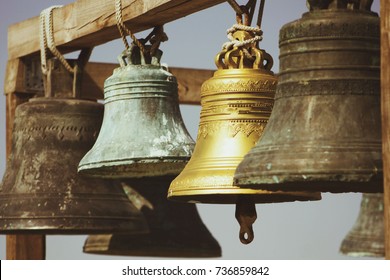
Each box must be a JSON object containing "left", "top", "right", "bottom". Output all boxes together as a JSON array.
[{"left": 78, "top": 45, "right": 195, "bottom": 178}]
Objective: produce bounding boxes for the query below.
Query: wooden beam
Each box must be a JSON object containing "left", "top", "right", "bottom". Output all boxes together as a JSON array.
[
  {"left": 5, "top": 93, "right": 45, "bottom": 260},
  {"left": 4, "top": 59, "right": 211, "bottom": 104},
  {"left": 8, "top": 0, "right": 225, "bottom": 60},
  {"left": 381, "top": 0, "right": 390, "bottom": 260}
]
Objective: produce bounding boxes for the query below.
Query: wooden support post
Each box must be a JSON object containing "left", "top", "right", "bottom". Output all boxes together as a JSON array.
[
  {"left": 5, "top": 93, "right": 45, "bottom": 260},
  {"left": 381, "top": 0, "right": 390, "bottom": 260}
]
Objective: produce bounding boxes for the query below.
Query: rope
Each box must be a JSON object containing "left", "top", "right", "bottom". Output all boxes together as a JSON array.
[
  {"left": 222, "top": 23, "right": 263, "bottom": 58},
  {"left": 115, "top": 0, "right": 146, "bottom": 53},
  {"left": 40, "top": 6, "right": 75, "bottom": 74}
]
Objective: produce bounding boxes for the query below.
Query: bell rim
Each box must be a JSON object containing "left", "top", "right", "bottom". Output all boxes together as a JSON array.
[
  {"left": 233, "top": 176, "right": 383, "bottom": 194},
  {"left": 83, "top": 234, "right": 222, "bottom": 258},
  {"left": 83, "top": 245, "right": 222, "bottom": 258},
  {"left": 167, "top": 187, "right": 321, "bottom": 204},
  {"left": 0, "top": 219, "right": 149, "bottom": 235},
  {"left": 78, "top": 158, "right": 191, "bottom": 179}
]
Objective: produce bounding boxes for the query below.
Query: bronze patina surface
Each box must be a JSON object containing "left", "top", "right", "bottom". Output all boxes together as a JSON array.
[
  {"left": 340, "top": 193, "right": 384, "bottom": 258},
  {"left": 234, "top": 2, "right": 382, "bottom": 193},
  {"left": 84, "top": 178, "right": 221, "bottom": 258},
  {"left": 78, "top": 46, "right": 195, "bottom": 178},
  {"left": 0, "top": 98, "right": 148, "bottom": 234}
]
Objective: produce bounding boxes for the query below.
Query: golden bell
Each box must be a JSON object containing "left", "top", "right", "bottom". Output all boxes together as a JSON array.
[
  {"left": 168, "top": 27, "right": 321, "bottom": 244},
  {"left": 234, "top": 3, "right": 382, "bottom": 193},
  {"left": 83, "top": 178, "right": 221, "bottom": 257},
  {"left": 78, "top": 46, "right": 195, "bottom": 179},
  {"left": 0, "top": 97, "right": 148, "bottom": 234},
  {"left": 340, "top": 194, "right": 384, "bottom": 258}
]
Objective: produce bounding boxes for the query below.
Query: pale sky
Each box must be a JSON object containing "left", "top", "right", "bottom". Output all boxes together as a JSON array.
[{"left": 0, "top": 0, "right": 381, "bottom": 259}]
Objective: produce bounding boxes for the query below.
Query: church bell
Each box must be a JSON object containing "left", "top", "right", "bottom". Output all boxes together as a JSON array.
[
  {"left": 340, "top": 193, "right": 384, "bottom": 258},
  {"left": 0, "top": 96, "right": 148, "bottom": 234},
  {"left": 168, "top": 28, "right": 320, "bottom": 204},
  {"left": 234, "top": 1, "right": 382, "bottom": 193},
  {"left": 78, "top": 46, "right": 195, "bottom": 178},
  {"left": 0, "top": 57, "right": 148, "bottom": 234},
  {"left": 168, "top": 18, "right": 321, "bottom": 244},
  {"left": 83, "top": 178, "right": 221, "bottom": 257}
]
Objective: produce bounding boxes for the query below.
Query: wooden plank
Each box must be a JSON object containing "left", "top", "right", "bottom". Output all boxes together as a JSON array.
[
  {"left": 381, "top": 0, "right": 390, "bottom": 260},
  {"left": 171, "top": 67, "right": 212, "bottom": 105},
  {"left": 8, "top": 0, "right": 225, "bottom": 60},
  {"left": 5, "top": 60, "right": 211, "bottom": 104},
  {"left": 5, "top": 93, "right": 45, "bottom": 260}
]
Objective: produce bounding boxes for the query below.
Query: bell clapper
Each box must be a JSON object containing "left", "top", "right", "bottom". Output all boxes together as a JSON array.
[{"left": 235, "top": 196, "right": 257, "bottom": 244}]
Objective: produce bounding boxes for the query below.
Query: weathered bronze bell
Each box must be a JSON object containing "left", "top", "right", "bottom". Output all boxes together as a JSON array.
[
  {"left": 340, "top": 193, "right": 384, "bottom": 258},
  {"left": 83, "top": 178, "right": 221, "bottom": 257},
  {"left": 0, "top": 97, "right": 148, "bottom": 234},
  {"left": 78, "top": 46, "right": 195, "bottom": 178},
  {"left": 234, "top": 2, "right": 382, "bottom": 193},
  {"left": 168, "top": 26, "right": 321, "bottom": 244}
]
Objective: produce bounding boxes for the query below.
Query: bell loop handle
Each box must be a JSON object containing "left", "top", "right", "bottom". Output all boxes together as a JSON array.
[
  {"left": 215, "top": 49, "right": 228, "bottom": 69},
  {"left": 258, "top": 48, "right": 274, "bottom": 71},
  {"left": 118, "top": 44, "right": 163, "bottom": 67},
  {"left": 217, "top": 43, "right": 273, "bottom": 71}
]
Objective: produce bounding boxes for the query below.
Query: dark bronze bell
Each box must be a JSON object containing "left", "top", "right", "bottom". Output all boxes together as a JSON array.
[
  {"left": 78, "top": 45, "right": 195, "bottom": 179},
  {"left": 340, "top": 193, "right": 384, "bottom": 258},
  {"left": 234, "top": 2, "right": 382, "bottom": 193},
  {"left": 0, "top": 60, "right": 148, "bottom": 234},
  {"left": 83, "top": 178, "right": 221, "bottom": 257}
]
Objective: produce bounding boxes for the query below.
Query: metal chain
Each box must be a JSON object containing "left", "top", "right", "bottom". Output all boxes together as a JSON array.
[
  {"left": 256, "top": 0, "right": 265, "bottom": 29},
  {"left": 226, "top": 0, "right": 265, "bottom": 28},
  {"left": 40, "top": 6, "right": 75, "bottom": 74},
  {"left": 227, "top": 0, "right": 245, "bottom": 15}
]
